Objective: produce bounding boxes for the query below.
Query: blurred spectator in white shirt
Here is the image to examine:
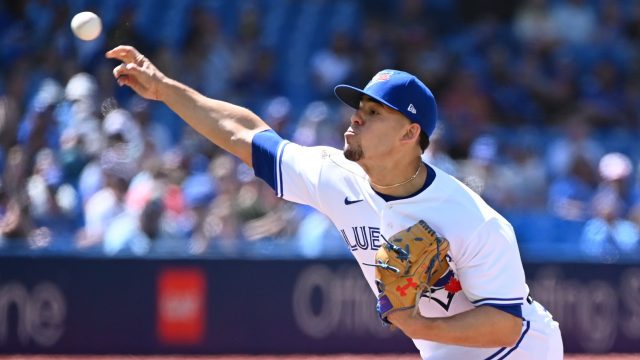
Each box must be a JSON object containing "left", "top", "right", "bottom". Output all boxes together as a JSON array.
[
  {"left": 581, "top": 152, "right": 638, "bottom": 261},
  {"left": 513, "top": 0, "right": 558, "bottom": 47},
  {"left": 550, "top": 0, "right": 597, "bottom": 45}
]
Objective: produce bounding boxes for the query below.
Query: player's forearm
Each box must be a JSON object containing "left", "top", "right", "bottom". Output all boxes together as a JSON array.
[
  {"left": 390, "top": 305, "right": 522, "bottom": 348},
  {"left": 157, "top": 77, "right": 270, "bottom": 166}
]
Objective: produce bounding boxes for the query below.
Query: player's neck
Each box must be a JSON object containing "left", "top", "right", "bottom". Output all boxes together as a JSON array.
[{"left": 367, "top": 160, "right": 427, "bottom": 197}]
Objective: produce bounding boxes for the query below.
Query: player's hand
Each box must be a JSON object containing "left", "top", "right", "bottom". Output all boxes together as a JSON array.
[{"left": 105, "top": 45, "right": 166, "bottom": 101}]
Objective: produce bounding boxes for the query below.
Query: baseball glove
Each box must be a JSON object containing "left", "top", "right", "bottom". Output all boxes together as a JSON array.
[{"left": 367, "top": 220, "right": 450, "bottom": 324}]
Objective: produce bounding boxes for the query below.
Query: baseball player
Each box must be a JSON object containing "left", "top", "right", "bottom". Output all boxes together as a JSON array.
[{"left": 107, "top": 45, "right": 563, "bottom": 359}]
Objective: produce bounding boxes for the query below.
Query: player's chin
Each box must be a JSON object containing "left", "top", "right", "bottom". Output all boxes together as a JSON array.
[{"left": 343, "top": 143, "right": 363, "bottom": 162}]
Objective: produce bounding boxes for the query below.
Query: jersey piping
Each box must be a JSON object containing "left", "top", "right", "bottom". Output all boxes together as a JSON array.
[{"left": 484, "top": 321, "right": 531, "bottom": 360}]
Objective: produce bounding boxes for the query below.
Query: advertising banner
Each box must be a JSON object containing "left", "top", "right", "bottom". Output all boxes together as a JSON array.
[{"left": 0, "top": 257, "right": 638, "bottom": 354}]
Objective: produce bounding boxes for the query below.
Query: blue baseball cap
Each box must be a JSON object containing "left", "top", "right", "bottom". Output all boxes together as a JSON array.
[{"left": 334, "top": 69, "right": 438, "bottom": 137}]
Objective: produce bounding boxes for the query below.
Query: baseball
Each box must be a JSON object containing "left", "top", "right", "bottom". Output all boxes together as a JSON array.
[{"left": 70, "top": 11, "right": 102, "bottom": 41}]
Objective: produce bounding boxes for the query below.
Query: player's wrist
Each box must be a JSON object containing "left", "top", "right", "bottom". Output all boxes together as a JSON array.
[
  {"left": 155, "top": 76, "right": 173, "bottom": 102},
  {"left": 388, "top": 309, "right": 426, "bottom": 338},
  {"left": 387, "top": 308, "right": 414, "bottom": 326}
]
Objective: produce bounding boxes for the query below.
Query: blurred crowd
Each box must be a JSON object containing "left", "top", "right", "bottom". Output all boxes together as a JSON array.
[{"left": 2, "top": 0, "right": 640, "bottom": 260}]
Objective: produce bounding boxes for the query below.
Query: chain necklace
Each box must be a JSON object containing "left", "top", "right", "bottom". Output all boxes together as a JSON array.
[{"left": 369, "top": 162, "right": 422, "bottom": 189}]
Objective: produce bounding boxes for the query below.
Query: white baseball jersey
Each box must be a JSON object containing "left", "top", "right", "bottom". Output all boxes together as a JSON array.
[{"left": 252, "top": 130, "right": 562, "bottom": 359}]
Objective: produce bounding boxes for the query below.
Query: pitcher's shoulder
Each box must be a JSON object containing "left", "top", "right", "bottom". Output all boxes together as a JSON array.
[{"left": 315, "top": 147, "right": 366, "bottom": 178}]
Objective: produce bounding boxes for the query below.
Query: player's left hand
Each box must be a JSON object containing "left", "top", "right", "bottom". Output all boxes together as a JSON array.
[{"left": 369, "top": 220, "right": 450, "bottom": 325}]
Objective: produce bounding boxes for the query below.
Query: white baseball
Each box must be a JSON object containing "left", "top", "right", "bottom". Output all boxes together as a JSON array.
[{"left": 70, "top": 12, "right": 102, "bottom": 41}]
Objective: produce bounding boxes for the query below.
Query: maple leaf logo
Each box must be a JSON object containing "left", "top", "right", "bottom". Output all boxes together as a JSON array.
[{"left": 444, "top": 277, "right": 462, "bottom": 294}]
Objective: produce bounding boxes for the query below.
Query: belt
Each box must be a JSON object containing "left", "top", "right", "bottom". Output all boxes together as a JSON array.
[{"left": 526, "top": 295, "right": 533, "bottom": 305}]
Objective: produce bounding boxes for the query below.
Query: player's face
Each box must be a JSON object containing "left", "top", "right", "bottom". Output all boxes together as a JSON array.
[{"left": 344, "top": 96, "right": 412, "bottom": 163}]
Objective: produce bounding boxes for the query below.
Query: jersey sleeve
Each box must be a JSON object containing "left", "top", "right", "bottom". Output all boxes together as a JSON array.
[
  {"left": 454, "top": 217, "right": 528, "bottom": 315},
  {"left": 252, "top": 129, "right": 325, "bottom": 209}
]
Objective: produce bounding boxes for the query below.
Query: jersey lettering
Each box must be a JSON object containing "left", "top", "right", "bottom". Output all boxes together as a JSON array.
[{"left": 340, "top": 226, "right": 382, "bottom": 251}]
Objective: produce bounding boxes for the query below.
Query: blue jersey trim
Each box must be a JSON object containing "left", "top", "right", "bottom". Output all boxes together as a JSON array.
[
  {"left": 472, "top": 297, "right": 523, "bottom": 305},
  {"left": 276, "top": 141, "right": 289, "bottom": 197},
  {"left": 251, "top": 129, "right": 285, "bottom": 194},
  {"left": 484, "top": 321, "right": 531, "bottom": 360},
  {"left": 484, "top": 304, "right": 523, "bottom": 319},
  {"left": 374, "top": 163, "right": 436, "bottom": 202}
]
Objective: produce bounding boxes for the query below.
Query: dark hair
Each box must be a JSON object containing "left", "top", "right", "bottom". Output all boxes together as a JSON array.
[{"left": 419, "top": 132, "right": 430, "bottom": 152}]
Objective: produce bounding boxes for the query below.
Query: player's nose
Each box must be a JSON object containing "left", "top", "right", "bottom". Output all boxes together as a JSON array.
[{"left": 350, "top": 111, "right": 364, "bottom": 127}]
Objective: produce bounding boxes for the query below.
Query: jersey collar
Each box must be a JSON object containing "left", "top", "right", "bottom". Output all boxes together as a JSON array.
[{"left": 373, "top": 162, "right": 436, "bottom": 202}]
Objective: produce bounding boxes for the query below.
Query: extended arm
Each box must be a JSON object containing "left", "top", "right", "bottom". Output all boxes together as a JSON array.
[
  {"left": 106, "top": 46, "right": 270, "bottom": 166},
  {"left": 388, "top": 305, "right": 523, "bottom": 348}
]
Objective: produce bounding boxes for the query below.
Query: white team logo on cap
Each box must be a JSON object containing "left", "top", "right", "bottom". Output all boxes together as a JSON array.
[{"left": 407, "top": 103, "right": 417, "bottom": 114}]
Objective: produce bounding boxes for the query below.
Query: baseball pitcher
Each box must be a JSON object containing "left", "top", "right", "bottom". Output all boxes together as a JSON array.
[{"left": 107, "top": 46, "right": 563, "bottom": 359}]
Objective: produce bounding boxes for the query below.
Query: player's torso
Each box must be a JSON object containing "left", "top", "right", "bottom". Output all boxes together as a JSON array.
[
  {"left": 308, "top": 150, "right": 561, "bottom": 360},
  {"left": 316, "top": 155, "right": 482, "bottom": 317}
]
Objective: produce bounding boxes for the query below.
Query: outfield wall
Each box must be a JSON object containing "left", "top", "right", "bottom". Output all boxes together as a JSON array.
[{"left": 0, "top": 257, "right": 638, "bottom": 354}]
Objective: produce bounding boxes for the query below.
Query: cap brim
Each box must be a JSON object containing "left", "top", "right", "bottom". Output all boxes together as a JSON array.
[{"left": 334, "top": 85, "right": 399, "bottom": 112}]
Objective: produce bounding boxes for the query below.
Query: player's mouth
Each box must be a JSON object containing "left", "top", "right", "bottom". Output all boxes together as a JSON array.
[{"left": 344, "top": 128, "right": 357, "bottom": 138}]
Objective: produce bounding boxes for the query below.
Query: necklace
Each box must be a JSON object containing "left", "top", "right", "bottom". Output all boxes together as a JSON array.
[{"left": 369, "top": 162, "right": 422, "bottom": 189}]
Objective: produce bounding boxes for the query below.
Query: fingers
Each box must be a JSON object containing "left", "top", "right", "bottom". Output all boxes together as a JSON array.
[
  {"left": 112, "top": 62, "right": 157, "bottom": 99},
  {"left": 107, "top": 45, "right": 160, "bottom": 100},
  {"left": 115, "top": 71, "right": 149, "bottom": 94},
  {"left": 118, "top": 74, "right": 147, "bottom": 93},
  {"left": 105, "top": 45, "right": 142, "bottom": 64},
  {"left": 113, "top": 62, "right": 146, "bottom": 86},
  {"left": 112, "top": 63, "right": 138, "bottom": 83}
]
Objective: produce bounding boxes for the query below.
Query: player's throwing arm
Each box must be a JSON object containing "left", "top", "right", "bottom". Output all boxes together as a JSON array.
[{"left": 106, "top": 46, "right": 270, "bottom": 166}]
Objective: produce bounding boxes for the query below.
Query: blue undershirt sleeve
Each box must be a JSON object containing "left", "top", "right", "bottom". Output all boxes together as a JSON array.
[{"left": 251, "top": 129, "right": 286, "bottom": 192}]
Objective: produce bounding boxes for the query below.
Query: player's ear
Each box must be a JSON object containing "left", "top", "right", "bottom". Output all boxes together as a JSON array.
[{"left": 401, "top": 123, "right": 421, "bottom": 143}]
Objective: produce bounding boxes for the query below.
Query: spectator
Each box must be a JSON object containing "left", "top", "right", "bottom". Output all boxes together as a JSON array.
[
  {"left": 513, "top": 0, "right": 558, "bottom": 48},
  {"left": 546, "top": 112, "right": 604, "bottom": 178},
  {"left": 0, "top": 191, "right": 51, "bottom": 251},
  {"left": 439, "top": 68, "right": 495, "bottom": 159},
  {"left": 17, "top": 78, "right": 63, "bottom": 162},
  {"left": 59, "top": 72, "right": 104, "bottom": 156},
  {"left": 76, "top": 147, "right": 134, "bottom": 250},
  {"left": 4, "top": 0, "right": 640, "bottom": 261},
  {"left": 549, "top": 0, "right": 597, "bottom": 45},
  {"left": 595, "top": 152, "right": 635, "bottom": 214},
  {"left": 181, "top": 5, "right": 233, "bottom": 101},
  {"left": 458, "top": 135, "right": 518, "bottom": 211},
  {"left": 25, "top": 148, "right": 80, "bottom": 230},
  {"left": 548, "top": 154, "right": 598, "bottom": 222},
  {"left": 580, "top": 59, "right": 627, "bottom": 128},
  {"left": 502, "top": 131, "right": 549, "bottom": 210},
  {"left": 0, "top": 67, "right": 27, "bottom": 170},
  {"left": 310, "top": 31, "right": 356, "bottom": 97},
  {"left": 422, "top": 124, "right": 458, "bottom": 178},
  {"left": 581, "top": 190, "right": 639, "bottom": 261}
]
